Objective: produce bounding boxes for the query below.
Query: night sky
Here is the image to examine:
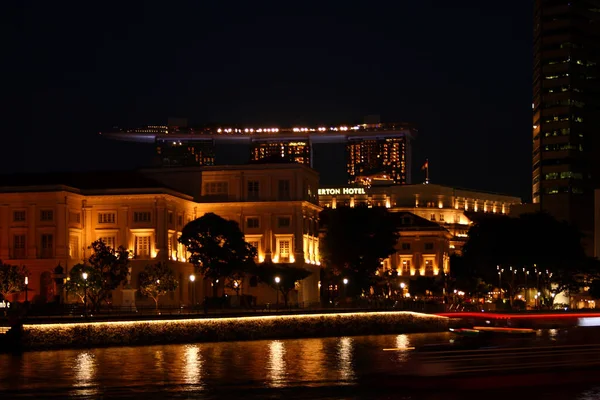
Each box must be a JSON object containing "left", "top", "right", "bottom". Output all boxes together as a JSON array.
[{"left": 2, "top": 1, "right": 533, "bottom": 200}]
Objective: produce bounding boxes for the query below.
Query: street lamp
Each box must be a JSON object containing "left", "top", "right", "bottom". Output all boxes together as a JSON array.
[
  {"left": 24, "top": 276, "right": 29, "bottom": 304},
  {"left": 274, "top": 276, "right": 281, "bottom": 309},
  {"left": 189, "top": 274, "right": 196, "bottom": 312},
  {"left": 82, "top": 272, "right": 88, "bottom": 318},
  {"left": 400, "top": 282, "right": 406, "bottom": 289}
]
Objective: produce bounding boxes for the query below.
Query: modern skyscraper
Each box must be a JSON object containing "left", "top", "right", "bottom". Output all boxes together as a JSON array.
[
  {"left": 532, "top": 0, "right": 600, "bottom": 235},
  {"left": 103, "top": 122, "right": 416, "bottom": 185}
]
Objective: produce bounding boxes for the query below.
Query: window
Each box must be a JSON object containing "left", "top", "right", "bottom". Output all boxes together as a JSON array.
[
  {"left": 13, "top": 235, "right": 26, "bottom": 258},
  {"left": 248, "top": 241, "right": 259, "bottom": 253},
  {"left": 279, "top": 240, "right": 291, "bottom": 260},
  {"left": 247, "top": 217, "right": 260, "bottom": 229},
  {"left": 69, "top": 212, "right": 80, "bottom": 224},
  {"left": 41, "top": 234, "right": 53, "bottom": 258},
  {"left": 168, "top": 235, "right": 173, "bottom": 257},
  {"left": 178, "top": 215, "right": 184, "bottom": 227},
  {"left": 99, "top": 236, "right": 116, "bottom": 248},
  {"left": 40, "top": 210, "right": 54, "bottom": 222},
  {"left": 425, "top": 243, "right": 434, "bottom": 251},
  {"left": 277, "top": 217, "right": 291, "bottom": 228},
  {"left": 401, "top": 243, "right": 411, "bottom": 250},
  {"left": 168, "top": 211, "right": 174, "bottom": 225},
  {"left": 439, "top": 214, "right": 445, "bottom": 222},
  {"left": 98, "top": 213, "right": 116, "bottom": 224},
  {"left": 13, "top": 211, "right": 26, "bottom": 222},
  {"left": 205, "top": 181, "right": 228, "bottom": 195},
  {"left": 247, "top": 180, "right": 260, "bottom": 200},
  {"left": 430, "top": 213, "right": 436, "bottom": 221},
  {"left": 278, "top": 180, "right": 290, "bottom": 200},
  {"left": 425, "top": 260, "right": 434, "bottom": 275},
  {"left": 135, "top": 236, "right": 151, "bottom": 257},
  {"left": 402, "top": 260, "right": 411, "bottom": 275},
  {"left": 134, "top": 212, "right": 151, "bottom": 223},
  {"left": 69, "top": 235, "right": 80, "bottom": 260}
]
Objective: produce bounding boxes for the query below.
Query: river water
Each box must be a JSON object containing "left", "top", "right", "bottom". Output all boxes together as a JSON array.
[{"left": 1, "top": 332, "right": 600, "bottom": 399}]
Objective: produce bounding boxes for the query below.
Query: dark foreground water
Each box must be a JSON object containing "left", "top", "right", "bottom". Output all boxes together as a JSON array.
[{"left": 1, "top": 332, "right": 600, "bottom": 399}]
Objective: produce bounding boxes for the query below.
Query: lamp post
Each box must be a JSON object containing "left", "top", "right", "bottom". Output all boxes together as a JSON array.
[
  {"left": 24, "top": 276, "right": 29, "bottom": 304},
  {"left": 82, "top": 272, "right": 88, "bottom": 318},
  {"left": 189, "top": 274, "right": 196, "bottom": 313},
  {"left": 342, "top": 278, "right": 348, "bottom": 307},
  {"left": 274, "top": 276, "right": 281, "bottom": 309}
]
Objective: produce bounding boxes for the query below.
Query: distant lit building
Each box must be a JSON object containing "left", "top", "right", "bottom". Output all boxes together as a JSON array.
[
  {"left": 102, "top": 121, "right": 416, "bottom": 184},
  {"left": 318, "top": 183, "right": 522, "bottom": 255},
  {"left": 347, "top": 136, "right": 407, "bottom": 184},
  {"left": 251, "top": 140, "right": 311, "bottom": 165}
]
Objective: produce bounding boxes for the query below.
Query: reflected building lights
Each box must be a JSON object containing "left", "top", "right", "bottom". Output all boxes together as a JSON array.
[
  {"left": 268, "top": 340, "right": 286, "bottom": 387},
  {"left": 183, "top": 345, "right": 203, "bottom": 389},
  {"left": 395, "top": 334, "right": 411, "bottom": 362},
  {"left": 74, "top": 352, "right": 97, "bottom": 396},
  {"left": 338, "top": 337, "right": 355, "bottom": 383}
]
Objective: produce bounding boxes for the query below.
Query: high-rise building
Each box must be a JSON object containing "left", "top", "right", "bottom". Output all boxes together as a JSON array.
[
  {"left": 102, "top": 122, "right": 416, "bottom": 185},
  {"left": 251, "top": 140, "right": 311, "bottom": 165},
  {"left": 532, "top": 0, "right": 600, "bottom": 235},
  {"left": 347, "top": 136, "right": 406, "bottom": 184}
]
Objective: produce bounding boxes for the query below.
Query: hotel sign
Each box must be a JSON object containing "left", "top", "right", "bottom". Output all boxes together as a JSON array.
[{"left": 318, "top": 187, "right": 366, "bottom": 195}]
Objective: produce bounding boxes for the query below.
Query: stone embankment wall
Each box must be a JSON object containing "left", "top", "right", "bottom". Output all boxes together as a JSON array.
[{"left": 17, "top": 311, "right": 448, "bottom": 351}]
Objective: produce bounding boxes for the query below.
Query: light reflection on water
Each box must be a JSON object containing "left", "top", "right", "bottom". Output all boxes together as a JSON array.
[
  {"left": 183, "top": 345, "right": 202, "bottom": 390},
  {"left": 267, "top": 340, "right": 286, "bottom": 387},
  {"left": 0, "top": 332, "right": 599, "bottom": 399}
]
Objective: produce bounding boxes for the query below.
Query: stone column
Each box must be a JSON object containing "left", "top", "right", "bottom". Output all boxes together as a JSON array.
[
  {"left": 118, "top": 206, "right": 129, "bottom": 250},
  {"left": 155, "top": 200, "right": 167, "bottom": 261},
  {"left": 294, "top": 207, "right": 304, "bottom": 264},
  {"left": 0, "top": 205, "right": 8, "bottom": 260},
  {"left": 27, "top": 203, "right": 37, "bottom": 259},
  {"left": 55, "top": 199, "right": 68, "bottom": 258},
  {"left": 83, "top": 203, "right": 93, "bottom": 258},
  {"left": 264, "top": 212, "right": 272, "bottom": 262}
]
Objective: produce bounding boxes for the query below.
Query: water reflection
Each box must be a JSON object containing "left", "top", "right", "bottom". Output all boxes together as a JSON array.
[
  {"left": 183, "top": 345, "right": 203, "bottom": 389},
  {"left": 267, "top": 340, "right": 286, "bottom": 387},
  {"left": 0, "top": 332, "right": 463, "bottom": 398},
  {"left": 338, "top": 337, "right": 355, "bottom": 382},
  {"left": 395, "top": 334, "right": 412, "bottom": 362},
  {"left": 73, "top": 352, "right": 97, "bottom": 396}
]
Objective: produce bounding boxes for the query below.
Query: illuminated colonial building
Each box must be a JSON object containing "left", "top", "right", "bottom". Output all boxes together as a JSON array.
[
  {"left": 102, "top": 121, "right": 416, "bottom": 184},
  {"left": 318, "top": 183, "right": 521, "bottom": 255},
  {"left": 0, "top": 164, "right": 321, "bottom": 307}
]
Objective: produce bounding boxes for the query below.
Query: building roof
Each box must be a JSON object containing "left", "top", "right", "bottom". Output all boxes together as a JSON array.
[
  {"left": 392, "top": 211, "right": 450, "bottom": 232},
  {"left": 0, "top": 170, "right": 193, "bottom": 199}
]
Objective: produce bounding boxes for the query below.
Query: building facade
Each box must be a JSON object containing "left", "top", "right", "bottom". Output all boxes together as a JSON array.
[
  {"left": 386, "top": 212, "right": 452, "bottom": 280},
  {"left": 0, "top": 164, "right": 322, "bottom": 307},
  {"left": 318, "top": 183, "right": 522, "bottom": 254},
  {"left": 532, "top": 0, "right": 600, "bottom": 238}
]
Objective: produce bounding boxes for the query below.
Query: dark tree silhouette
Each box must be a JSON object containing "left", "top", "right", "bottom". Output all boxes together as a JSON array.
[
  {"left": 178, "top": 212, "right": 256, "bottom": 297},
  {"left": 320, "top": 207, "right": 399, "bottom": 295},
  {"left": 254, "top": 262, "right": 312, "bottom": 307},
  {"left": 65, "top": 239, "right": 130, "bottom": 311},
  {"left": 462, "top": 212, "right": 597, "bottom": 306}
]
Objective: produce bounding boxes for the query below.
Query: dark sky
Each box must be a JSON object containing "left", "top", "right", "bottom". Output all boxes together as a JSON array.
[{"left": 2, "top": 1, "right": 533, "bottom": 200}]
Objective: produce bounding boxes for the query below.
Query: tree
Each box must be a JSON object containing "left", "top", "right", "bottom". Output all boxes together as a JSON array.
[
  {"left": 254, "top": 262, "right": 312, "bottom": 307},
  {"left": 462, "top": 212, "right": 595, "bottom": 307},
  {"left": 320, "top": 207, "right": 399, "bottom": 295},
  {"left": 178, "top": 212, "right": 257, "bottom": 297},
  {"left": 138, "top": 262, "right": 179, "bottom": 309},
  {"left": 65, "top": 239, "right": 130, "bottom": 311},
  {"left": 0, "top": 262, "right": 27, "bottom": 301}
]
